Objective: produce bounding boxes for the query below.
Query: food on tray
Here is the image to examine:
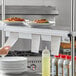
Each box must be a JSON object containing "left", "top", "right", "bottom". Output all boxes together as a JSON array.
[
  {"left": 33, "top": 19, "right": 49, "bottom": 23},
  {"left": 4, "top": 17, "right": 25, "bottom": 22}
]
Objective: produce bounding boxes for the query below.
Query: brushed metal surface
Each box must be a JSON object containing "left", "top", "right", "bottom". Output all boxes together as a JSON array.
[
  {"left": 0, "top": 6, "right": 58, "bottom": 15},
  {"left": 0, "top": 72, "right": 41, "bottom": 76}
]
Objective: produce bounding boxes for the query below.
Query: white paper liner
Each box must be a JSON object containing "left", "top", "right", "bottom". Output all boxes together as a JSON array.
[{"left": 51, "top": 36, "right": 61, "bottom": 55}]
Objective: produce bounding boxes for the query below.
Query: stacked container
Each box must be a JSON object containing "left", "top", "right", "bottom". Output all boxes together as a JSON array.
[
  {"left": 52, "top": 55, "right": 59, "bottom": 76},
  {"left": 74, "top": 56, "right": 76, "bottom": 75},
  {"left": 58, "top": 54, "right": 66, "bottom": 76},
  {"left": 63, "top": 55, "right": 71, "bottom": 76},
  {"left": 47, "top": 54, "right": 76, "bottom": 76},
  {"left": 69, "top": 56, "right": 72, "bottom": 76}
]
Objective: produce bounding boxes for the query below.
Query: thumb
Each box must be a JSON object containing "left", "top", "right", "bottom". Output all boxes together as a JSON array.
[{"left": 4, "top": 46, "right": 11, "bottom": 50}]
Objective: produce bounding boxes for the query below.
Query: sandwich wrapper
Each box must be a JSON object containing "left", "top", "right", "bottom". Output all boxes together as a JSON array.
[
  {"left": 31, "top": 34, "right": 40, "bottom": 53},
  {"left": 51, "top": 36, "right": 61, "bottom": 55},
  {"left": 0, "top": 32, "right": 19, "bottom": 57}
]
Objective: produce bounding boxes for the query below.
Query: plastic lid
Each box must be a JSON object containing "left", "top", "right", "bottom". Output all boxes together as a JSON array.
[
  {"left": 42, "top": 46, "right": 50, "bottom": 55},
  {"left": 75, "top": 56, "right": 76, "bottom": 60},
  {"left": 61, "top": 55, "right": 66, "bottom": 59},
  {"left": 54, "top": 55, "right": 59, "bottom": 58},
  {"left": 67, "top": 55, "right": 71, "bottom": 60},
  {"left": 58, "top": 54, "right": 62, "bottom": 58},
  {"left": 69, "top": 56, "right": 71, "bottom": 60}
]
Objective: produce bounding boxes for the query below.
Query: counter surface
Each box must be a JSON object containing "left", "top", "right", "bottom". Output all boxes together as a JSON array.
[{"left": 0, "top": 72, "right": 41, "bottom": 76}]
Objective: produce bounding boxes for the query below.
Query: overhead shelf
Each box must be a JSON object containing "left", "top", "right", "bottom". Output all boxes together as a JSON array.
[
  {"left": 0, "top": 6, "right": 59, "bottom": 15},
  {"left": 0, "top": 25, "right": 69, "bottom": 37}
]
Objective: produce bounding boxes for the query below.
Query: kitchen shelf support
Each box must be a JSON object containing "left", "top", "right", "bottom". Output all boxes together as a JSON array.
[
  {"left": 2, "top": 0, "right": 6, "bottom": 47},
  {"left": 71, "top": 0, "right": 75, "bottom": 76}
]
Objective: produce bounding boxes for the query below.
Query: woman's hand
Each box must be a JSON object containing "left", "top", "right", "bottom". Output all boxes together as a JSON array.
[{"left": 0, "top": 46, "right": 11, "bottom": 55}]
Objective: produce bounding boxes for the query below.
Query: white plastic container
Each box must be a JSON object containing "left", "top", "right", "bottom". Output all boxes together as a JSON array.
[
  {"left": 52, "top": 55, "right": 59, "bottom": 76},
  {"left": 42, "top": 47, "right": 50, "bottom": 76},
  {"left": 69, "top": 61, "right": 72, "bottom": 76},
  {"left": 74, "top": 56, "right": 76, "bottom": 75},
  {"left": 58, "top": 55, "right": 65, "bottom": 76},
  {"left": 63, "top": 55, "right": 70, "bottom": 76}
]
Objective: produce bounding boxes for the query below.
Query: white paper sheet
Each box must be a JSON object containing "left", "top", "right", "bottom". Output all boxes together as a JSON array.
[
  {"left": 4, "top": 32, "right": 19, "bottom": 47},
  {"left": 51, "top": 36, "right": 61, "bottom": 55},
  {"left": 0, "top": 32, "right": 19, "bottom": 57},
  {"left": 31, "top": 34, "right": 40, "bottom": 53},
  {"left": 41, "top": 35, "right": 51, "bottom": 41}
]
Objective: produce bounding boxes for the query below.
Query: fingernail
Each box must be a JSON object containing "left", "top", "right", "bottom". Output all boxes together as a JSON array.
[{"left": 4, "top": 46, "right": 10, "bottom": 50}]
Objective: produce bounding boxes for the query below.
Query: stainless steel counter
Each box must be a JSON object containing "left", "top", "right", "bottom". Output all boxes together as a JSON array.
[{"left": 0, "top": 72, "right": 41, "bottom": 76}]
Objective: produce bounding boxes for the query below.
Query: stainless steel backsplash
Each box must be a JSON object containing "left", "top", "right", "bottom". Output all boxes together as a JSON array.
[{"left": 0, "top": 6, "right": 58, "bottom": 15}]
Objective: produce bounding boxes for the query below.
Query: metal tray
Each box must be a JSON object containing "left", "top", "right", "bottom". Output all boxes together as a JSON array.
[
  {"left": 4, "top": 21, "right": 26, "bottom": 26},
  {"left": 27, "top": 21, "right": 55, "bottom": 29}
]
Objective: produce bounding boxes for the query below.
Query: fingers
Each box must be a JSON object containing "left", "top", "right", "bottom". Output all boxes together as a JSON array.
[
  {"left": 0, "top": 46, "right": 11, "bottom": 55},
  {"left": 4, "top": 46, "right": 11, "bottom": 50}
]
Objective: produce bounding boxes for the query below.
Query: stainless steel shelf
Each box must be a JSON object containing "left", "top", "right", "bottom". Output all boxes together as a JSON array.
[{"left": 0, "top": 25, "right": 69, "bottom": 37}]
